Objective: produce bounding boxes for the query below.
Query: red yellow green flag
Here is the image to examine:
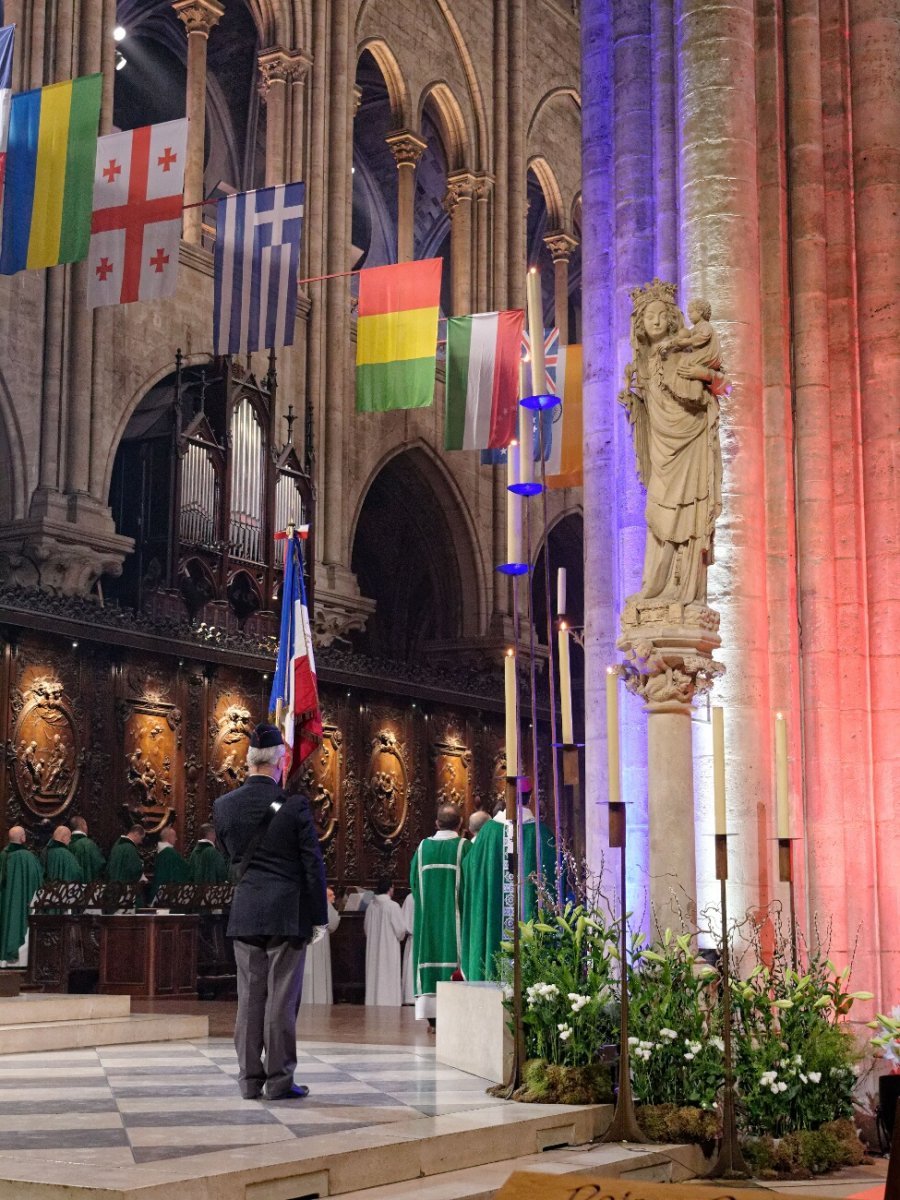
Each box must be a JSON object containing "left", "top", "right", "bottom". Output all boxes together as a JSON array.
[{"left": 356, "top": 258, "right": 442, "bottom": 412}]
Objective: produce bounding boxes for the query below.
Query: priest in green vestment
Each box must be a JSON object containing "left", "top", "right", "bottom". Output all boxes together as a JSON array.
[
  {"left": 188, "top": 823, "right": 228, "bottom": 884},
  {"left": 107, "top": 825, "right": 147, "bottom": 886},
  {"left": 0, "top": 827, "right": 43, "bottom": 963},
  {"left": 68, "top": 816, "right": 105, "bottom": 882},
  {"left": 150, "top": 826, "right": 190, "bottom": 902},
  {"left": 42, "top": 826, "right": 84, "bottom": 882},
  {"left": 460, "top": 795, "right": 556, "bottom": 983},
  {"left": 410, "top": 802, "right": 471, "bottom": 1022}
]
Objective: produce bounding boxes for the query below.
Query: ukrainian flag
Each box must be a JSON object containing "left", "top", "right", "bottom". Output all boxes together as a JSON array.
[{"left": 0, "top": 73, "right": 101, "bottom": 275}]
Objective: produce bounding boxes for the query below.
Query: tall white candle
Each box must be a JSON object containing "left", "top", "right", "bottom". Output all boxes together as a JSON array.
[
  {"left": 558, "top": 622, "right": 574, "bottom": 744},
  {"left": 518, "top": 359, "right": 534, "bottom": 486},
  {"left": 505, "top": 649, "right": 519, "bottom": 777},
  {"left": 526, "top": 267, "right": 547, "bottom": 395},
  {"left": 506, "top": 441, "right": 522, "bottom": 565},
  {"left": 712, "top": 706, "right": 726, "bottom": 836},
  {"left": 557, "top": 566, "right": 567, "bottom": 616},
  {"left": 775, "top": 712, "right": 790, "bottom": 838},
  {"left": 606, "top": 667, "right": 620, "bottom": 804}
]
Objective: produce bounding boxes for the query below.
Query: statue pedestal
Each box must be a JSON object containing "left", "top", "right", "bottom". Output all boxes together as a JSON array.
[{"left": 617, "top": 599, "right": 724, "bottom": 933}]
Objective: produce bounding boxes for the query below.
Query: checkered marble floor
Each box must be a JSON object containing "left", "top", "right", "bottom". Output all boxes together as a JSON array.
[{"left": 0, "top": 1037, "right": 509, "bottom": 1165}]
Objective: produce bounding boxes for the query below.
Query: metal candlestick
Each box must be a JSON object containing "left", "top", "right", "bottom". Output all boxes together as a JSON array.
[
  {"left": 708, "top": 833, "right": 749, "bottom": 1178},
  {"left": 778, "top": 837, "right": 799, "bottom": 972},
  {"left": 522, "top": 497, "right": 544, "bottom": 897},
  {"left": 602, "top": 800, "right": 647, "bottom": 1144}
]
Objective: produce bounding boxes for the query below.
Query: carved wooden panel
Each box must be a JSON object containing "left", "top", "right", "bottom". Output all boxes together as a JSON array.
[
  {"left": 430, "top": 714, "right": 472, "bottom": 816},
  {"left": 297, "top": 718, "right": 342, "bottom": 876},
  {"left": 207, "top": 673, "right": 257, "bottom": 801},
  {"left": 8, "top": 677, "right": 81, "bottom": 819},
  {"left": 117, "top": 695, "right": 180, "bottom": 833}
]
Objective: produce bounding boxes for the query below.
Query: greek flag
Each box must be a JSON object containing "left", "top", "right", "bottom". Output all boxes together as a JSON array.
[{"left": 213, "top": 181, "right": 304, "bottom": 356}]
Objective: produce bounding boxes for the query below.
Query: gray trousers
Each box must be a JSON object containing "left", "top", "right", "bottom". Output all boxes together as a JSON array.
[{"left": 233, "top": 936, "right": 307, "bottom": 1098}]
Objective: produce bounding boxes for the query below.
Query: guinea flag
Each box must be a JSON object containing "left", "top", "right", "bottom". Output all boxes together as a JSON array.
[
  {"left": 356, "top": 258, "right": 442, "bottom": 411},
  {"left": 444, "top": 309, "right": 525, "bottom": 451}
]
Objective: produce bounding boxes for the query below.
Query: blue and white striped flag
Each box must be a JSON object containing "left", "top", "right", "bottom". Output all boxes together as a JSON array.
[{"left": 213, "top": 181, "right": 304, "bottom": 356}]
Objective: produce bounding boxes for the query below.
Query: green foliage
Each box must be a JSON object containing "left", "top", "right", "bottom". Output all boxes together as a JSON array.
[
  {"left": 868, "top": 1006, "right": 900, "bottom": 1070},
  {"left": 743, "top": 1120, "right": 865, "bottom": 1178},
  {"left": 514, "top": 1058, "right": 614, "bottom": 1105}
]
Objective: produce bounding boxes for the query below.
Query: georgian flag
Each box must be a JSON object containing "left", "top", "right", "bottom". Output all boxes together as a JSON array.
[
  {"left": 87, "top": 118, "right": 187, "bottom": 309},
  {"left": 269, "top": 527, "right": 322, "bottom": 780}
]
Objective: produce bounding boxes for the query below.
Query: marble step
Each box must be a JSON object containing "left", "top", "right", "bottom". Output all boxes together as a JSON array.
[
  {"left": 333, "top": 1142, "right": 706, "bottom": 1200},
  {"left": 0, "top": 1011, "right": 208, "bottom": 1054},
  {"left": 0, "top": 992, "right": 131, "bottom": 1026}
]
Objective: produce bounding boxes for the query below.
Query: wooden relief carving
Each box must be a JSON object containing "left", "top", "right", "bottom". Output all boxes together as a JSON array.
[
  {"left": 210, "top": 702, "right": 251, "bottom": 793},
  {"left": 365, "top": 729, "right": 409, "bottom": 846},
  {"left": 431, "top": 728, "right": 472, "bottom": 813},
  {"left": 8, "top": 678, "right": 81, "bottom": 819},
  {"left": 298, "top": 725, "right": 341, "bottom": 845},
  {"left": 118, "top": 700, "right": 179, "bottom": 832}
]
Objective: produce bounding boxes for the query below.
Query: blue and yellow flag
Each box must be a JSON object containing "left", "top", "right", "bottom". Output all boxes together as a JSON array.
[{"left": 0, "top": 73, "right": 102, "bottom": 275}]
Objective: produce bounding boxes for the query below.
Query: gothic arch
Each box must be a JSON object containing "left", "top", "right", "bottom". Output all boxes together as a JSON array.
[
  {"left": 349, "top": 441, "right": 487, "bottom": 643},
  {"left": 418, "top": 81, "right": 471, "bottom": 172},
  {"left": 0, "top": 366, "right": 26, "bottom": 522},
  {"left": 526, "top": 86, "right": 582, "bottom": 142},
  {"left": 528, "top": 156, "right": 565, "bottom": 231},
  {"left": 357, "top": 38, "right": 411, "bottom": 129}
]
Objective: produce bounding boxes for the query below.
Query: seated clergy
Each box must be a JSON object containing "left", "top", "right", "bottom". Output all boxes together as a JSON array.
[
  {"left": 68, "top": 816, "right": 105, "bottom": 882},
  {"left": 0, "top": 827, "right": 43, "bottom": 966},
  {"left": 301, "top": 887, "right": 341, "bottom": 1005},
  {"left": 364, "top": 879, "right": 405, "bottom": 1006},
  {"left": 188, "top": 823, "right": 229, "bottom": 884},
  {"left": 42, "top": 826, "right": 83, "bottom": 883},
  {"left": 108, "top": 825, "right": 146, "bottom": 883},
  {"left": 151, "top": 826, "right": 191, "bottom": 901}
]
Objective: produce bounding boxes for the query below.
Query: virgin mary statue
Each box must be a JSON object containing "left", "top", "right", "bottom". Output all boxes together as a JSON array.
[{"left": 618, "top": 280, "right": 725, "bottom": 607}]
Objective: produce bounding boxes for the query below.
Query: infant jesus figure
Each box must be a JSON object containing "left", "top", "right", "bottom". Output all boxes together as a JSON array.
[{"left": 660, "top": 297, "right": 724, "bottom": 408}]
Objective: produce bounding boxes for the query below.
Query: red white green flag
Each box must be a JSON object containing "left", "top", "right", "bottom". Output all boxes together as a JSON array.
[{"left": 444, "top": 309, "right": 524, "bottom": 451}]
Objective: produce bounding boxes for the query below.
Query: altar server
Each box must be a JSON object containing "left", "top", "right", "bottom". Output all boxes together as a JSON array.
[
  {"left": 400, "top": 891, "right": 414, "bottom": 1006},
  {"left": 42, "top": 825, "right": 83, "bottom": 882},
  {"left": 188, "top": 823, "right": 229, "bottom": 884},
  {"left": 364, "top": 879, "right": 405, "bottom": 1005},
  {"left": 302, "top": 887, "right": 340, "bottom": 1004},
  {"left": 68, "top": 816, "right": 105, "bottom": 882},
  {"left": 410, "top": 803, "right": 470, "bottom": 1023},
  {"left": 0, "top": 827, "right": 42, "bottom": 965}
]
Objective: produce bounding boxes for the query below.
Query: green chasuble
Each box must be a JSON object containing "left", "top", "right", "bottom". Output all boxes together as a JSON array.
[
  {"left": 107, "top": 837, "right": 144, "bottom": 883},
  {"left": 188, "top": 841, "right": 228, "bottom": 884},
  {"left": 460, "top": 816, "right": 557, "bottom": 982},
  {"left": 69, "top": 833, "right": 105, "bottom": 883},
  {"left": 42, "top": 841, "right": 84, "bottom": 883},
  {"left": 0, "top": 845, "right": 43, "bottom": 960},
  {"left": 150, "top": 845, "right": 190, "bottom": 902},
  {"left": 410, "top": 832, "right": 470, "bottom": 1019}
]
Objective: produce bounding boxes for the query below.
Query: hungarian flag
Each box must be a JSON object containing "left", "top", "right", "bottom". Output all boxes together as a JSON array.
[
  {"left": 269, "top": 528, "right": 322, "bottom": 779},
  {"left": 546, "top": 344, "right": 583, "bottom": 489},
  {"left": 444, "top": 309, "right": 524, "bottom": 451},
  {"left": 87, "top": 118, "right": 187, "bottom": 309},
  {"left": 356, "top": 258, "right": 442, "bottom": 411}
]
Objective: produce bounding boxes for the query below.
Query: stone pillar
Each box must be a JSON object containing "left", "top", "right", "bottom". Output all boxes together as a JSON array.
[
  {"left": 848, "top": 0, "right": 900, "bottom": 1003},
  {"left": 651, "top": 0, "right": 678, "bottom": 281},
  {"left": 473, "top": 174, "right": 493, "bottom": 312},
  {"left": 544, "top": 231, "right": 578, "bottom": 344},
  {"left": 258, "top": 48, "right": 291, "bottom": 187},
  {"left": 174, "top": 0, "right": 223, "bottom": 245},
  {"left": 288, "top": 53, "right": 313, "bottom": 185},
  {"left": 445, "top": 171, "right": 476, "bottom": 315},
  {"left": 385, "top": 130, "right": 426, "bottom": 264},
  {"left": 507, "top": 0, "right": 526, "bottom": 308}
]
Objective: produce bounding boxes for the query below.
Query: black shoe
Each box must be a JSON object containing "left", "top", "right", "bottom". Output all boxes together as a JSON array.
[{"left": 266, "top": 1084, "right": 309, "bottom": 1100}]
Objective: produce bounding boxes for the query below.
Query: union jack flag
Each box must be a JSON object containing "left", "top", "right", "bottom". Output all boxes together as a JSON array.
[{"left": 521, "top": 326, "right": 560, "bottom": 393}]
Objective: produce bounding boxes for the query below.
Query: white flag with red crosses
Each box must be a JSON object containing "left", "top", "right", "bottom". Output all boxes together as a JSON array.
[{"left": 87, "top": 118, "right": 187, "bottom": 309}]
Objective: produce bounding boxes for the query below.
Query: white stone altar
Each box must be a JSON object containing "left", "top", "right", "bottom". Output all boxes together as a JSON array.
[{"left": 435, "top": 980, "right": 513, "bottom": 1084}]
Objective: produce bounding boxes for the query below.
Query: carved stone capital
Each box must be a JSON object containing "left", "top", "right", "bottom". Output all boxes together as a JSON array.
[
  {"left": 617, "top": 598, "right": 724, "bottom": 713},
  {"left": 173, "top": 0, "right": 224, "bottom": 37},
  {"left": 472, "top": 172, "right": 494, "bottom": 200},
  {"left": 385, "top": 129, "right": 427, "bottom": 168},
  {"left": 353, "top": 84, "right": 364, "bottom": 115},
  {"left": 0, "top": 505, "right": 133, "bottom": 597},
  {"left": 543, "top": 229, "right": 579, "bottom": 264},
  {"left": 443, "top": 170, "right": 477, "bottom": 215},
  {"left": 258, "top": 47, "right": 312, "bottom": 99}
]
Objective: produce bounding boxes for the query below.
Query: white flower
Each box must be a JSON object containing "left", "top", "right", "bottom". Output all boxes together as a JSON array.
[
  {"left": 559, "top": 1028, "right": 572, "bottom": 1042},
  {"left": 628, "top": 1037, "right": 640, "bottom": 1046},
  {"left": 684, "top": 1052, "right": 695, "bottom": 1061},
  {"left": 777, "top": 1081, "right": 788, "bottom": 1093},
  {"left": 711, "top": 1037, "right": 725, "bottom": 1052},
  {"left": 760, "top": 1070, "right": 778, "bottom": 1086},
  {"left": 567, "top": 993, "right": 591, "bottom": 1013},
  {"left": 799, "top": 1072, "right": 808, "bottom": 1084},
  {"left": 659, "top": 1028, "right": 677, "bottom": 1040},
  {"left": 770, "top": 1084, "right": 779, "bottom": 1095},
  {"left": 557, "top": 1023, "right": 569, "bottom": 1032},
  {"left": 687, "top": 1041, "right": 702, "bottom": 1055},
  {"left": 808, "top": 1071, "right": 821, "bottom": 1084}
]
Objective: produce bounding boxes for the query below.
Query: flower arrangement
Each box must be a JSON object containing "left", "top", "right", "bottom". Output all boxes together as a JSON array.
[{"left": 869, "top": 1006, "right": 900, "bottom": 1072}]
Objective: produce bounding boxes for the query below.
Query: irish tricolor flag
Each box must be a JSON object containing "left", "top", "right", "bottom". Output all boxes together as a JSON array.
[
  {"left": 545, "top": 343, "right": 583, "bottom": 489},
  {"left": 356, "top": 258, "right": 442, "bottom": 411},
  {"left": 444, "top": 309, "right": 525, "bottom": 451}
]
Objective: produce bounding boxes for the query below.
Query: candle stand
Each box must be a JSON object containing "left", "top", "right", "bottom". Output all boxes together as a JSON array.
[
  {"left": 778, "top": 836, "right": 800, "bottom": 972},
  {"left": 708, "top": 833, "right": 749, "bottom": 1178},
  {"left": 602, "top": 797, "right": 647, "bottom": 1144},
  {"left": 502, "top": 772, "right": 526, "bottom": 1096}
]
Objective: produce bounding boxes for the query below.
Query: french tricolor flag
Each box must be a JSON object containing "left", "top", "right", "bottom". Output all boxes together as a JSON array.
[
  {"left": 0, "top": 24, "right": 14, "bottom": 218},
  {"left": 269, "top": 526, "right": 323, "bottom": 781}
]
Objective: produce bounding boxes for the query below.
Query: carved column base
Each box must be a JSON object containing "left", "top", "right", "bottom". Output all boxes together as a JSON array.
[
  {"left": 617, "top": 599, "right": 725, "bottom": 933},
  {"left": 0, "top": 502, "right": 133, "bottom": 595},
  {"left": 313, "top": 563, "right": 375, "bottom": 648}
]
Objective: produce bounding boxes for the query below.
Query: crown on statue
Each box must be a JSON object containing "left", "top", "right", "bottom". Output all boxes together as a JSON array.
[{"left": 630, "top": 278, "right": 678, "bottom": 313}]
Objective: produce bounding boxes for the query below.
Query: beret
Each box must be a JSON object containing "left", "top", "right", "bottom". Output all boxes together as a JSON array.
[{"left": 250, "top": 722, "right": 284, "bottom": 749}]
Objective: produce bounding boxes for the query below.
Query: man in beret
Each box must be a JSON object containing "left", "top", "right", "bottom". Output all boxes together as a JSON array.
[{"left": 213, "top": 723, "right": 327, "bottom": 1101}]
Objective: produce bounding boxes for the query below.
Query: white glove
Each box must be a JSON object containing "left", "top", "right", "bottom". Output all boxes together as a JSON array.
[{"left": 311, "top": 924, "right": 327, "bottom": 945}]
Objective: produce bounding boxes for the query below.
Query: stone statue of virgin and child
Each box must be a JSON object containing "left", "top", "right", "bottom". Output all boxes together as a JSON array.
[{"left": 618, "top": 280, "right": 728, "bottom": 611}]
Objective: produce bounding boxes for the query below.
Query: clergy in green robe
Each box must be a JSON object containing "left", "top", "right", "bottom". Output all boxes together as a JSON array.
[
  {"left": 107, "top": 826, "right": 146, "bottom": 883},
  {"left": 410, "top": 803, "right": 471, "bottom": 1021},
  {"left": 188, "top": 824, "right": 228, "bottom": 884},
  {"left": 68, "top": 817, "right": 105, "bottom": 882},
  {"left": 460, "top": 807, "right": 557, "bottom": 982},
  {"left": 0, "top": 829, "right": 43, "bottom": 963},
  {"left": 150, "top": 826, "right": 190, "bottom": 902},
  {"left": 42, "top": 826, "right": 84, "bottom": 882}
]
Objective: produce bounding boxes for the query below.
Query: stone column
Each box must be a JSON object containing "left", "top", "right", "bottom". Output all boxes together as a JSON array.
[
  {"left": 445, "top": 171, "right": 476, "bottom": 315},
  {"left": 174, "top": 0, "right": 223, "bottom": 245},
  {"left": 473, "top": 174, "right": 493, "bottom": 312},
  {"left": 258, "top": 47, "right": 291, "bottom": 187},
  {"left": 848, "top": 0, "right": 900, "bottom": 1003},
  {"left": 507, "top": 0, "right": 526, "bottom": 308},
  {"left": 544, "top": 231, "right": 578, "bottom": 344},
  {"left": 288, "top": 53, "right": 313, "bottom": 185},
  {"left": 385, "top": 130, "right": 426, "bottom": 264}
]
